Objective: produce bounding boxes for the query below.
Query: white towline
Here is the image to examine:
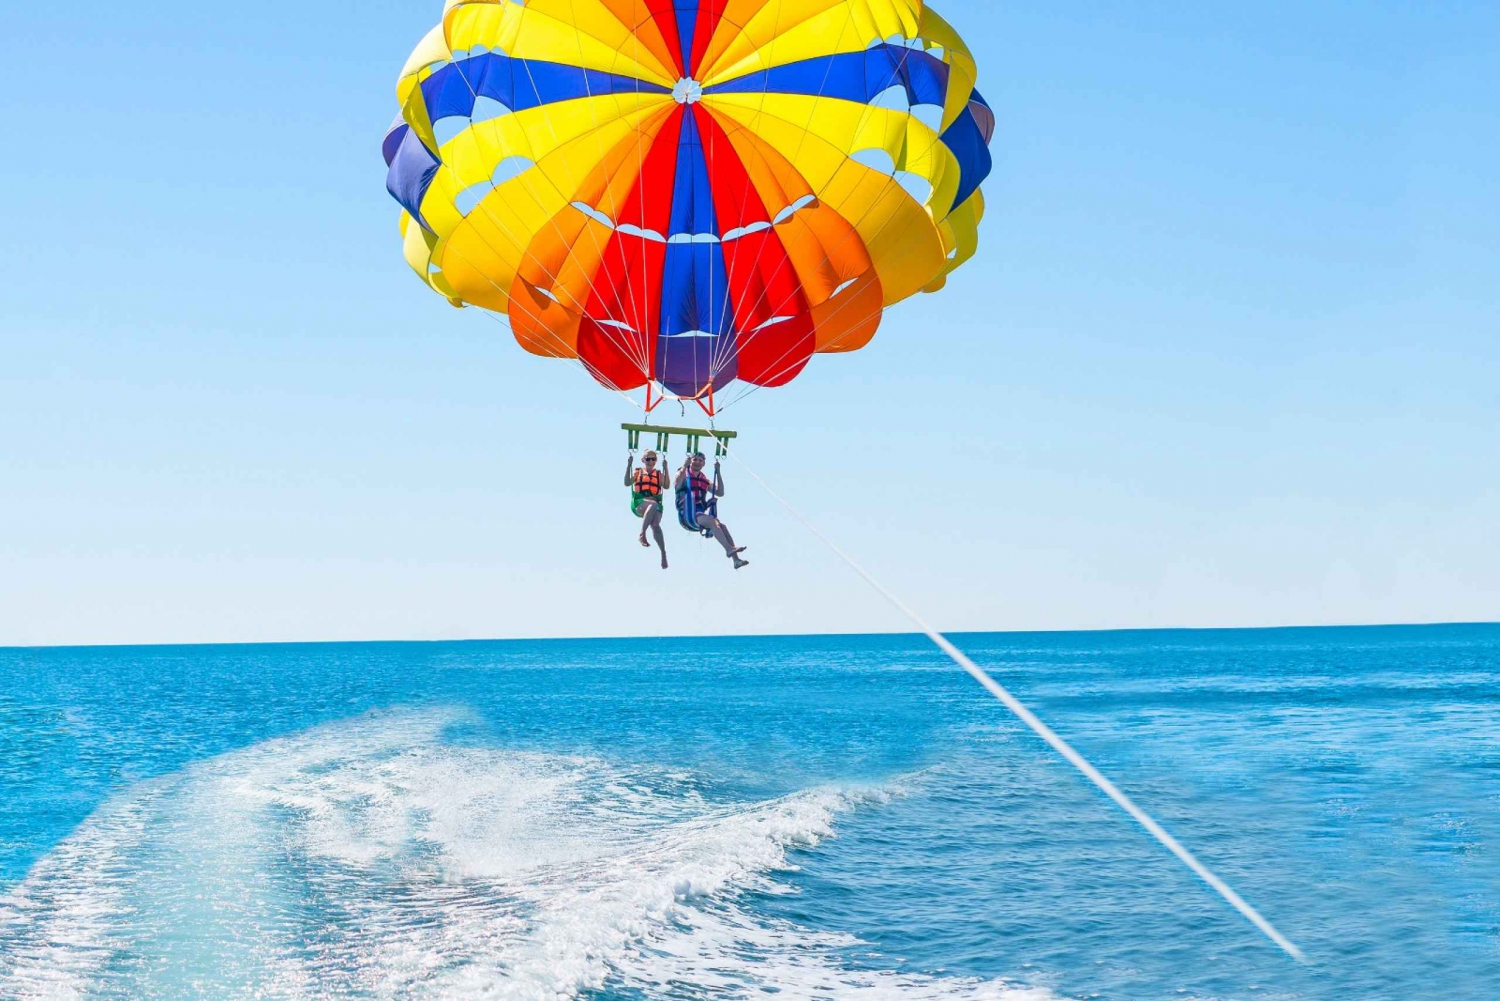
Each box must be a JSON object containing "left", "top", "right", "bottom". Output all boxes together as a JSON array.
[{"left": 722, "top": 447, "right": 1308, "bottom": 964}]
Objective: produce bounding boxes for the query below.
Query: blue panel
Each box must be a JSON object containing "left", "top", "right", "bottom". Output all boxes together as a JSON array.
[
  {"left": 420, "top": 54, "right": 669, "bottom": 124},
  {"left": 657, "top": 108, "right": 732, "bottom": 397},
  {"left": 674, "top": 1, "right": 700, "bottom": 74},
  {"left": 384, "top": 127, "right": 441, "bottom": 231},
  {"left": 656, "top": 244, "right": 727, "bottom": 396},
  {"left": 968, "top": 88, "right": 996, "bottom": 144},
  {"left": 939, "top": 95, "right": 993, "bottom": 213},
  {"left": 382, "top": 117, "right": 410, "bottom": 167},
  {"left": 659, "top": 242, "right": 729, "bottom": 337},
  {"left": 705, "top": 45, "right": 949, "bottom": 109},
  {"left": 666, "top": 108, "right": 718, "bottom": 242},
  {"left": 660, "top": 110, "right": 728, "bottom": 340}
]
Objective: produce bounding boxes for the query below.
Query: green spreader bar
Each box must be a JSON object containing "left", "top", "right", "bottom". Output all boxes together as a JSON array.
[{"left": 622, "top": 423, "right": 737, "bottom": 457}]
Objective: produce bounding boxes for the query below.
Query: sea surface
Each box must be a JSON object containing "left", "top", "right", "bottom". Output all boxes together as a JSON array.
[{"left": 1, "top": 625, "right": 1496, "bottom": 1000}]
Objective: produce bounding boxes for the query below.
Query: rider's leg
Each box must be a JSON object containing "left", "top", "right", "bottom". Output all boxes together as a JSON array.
[
  {"left": 698, "top": 515, "right": 739, "bottom": 557},
  {"left": 716, "top": 519, "right": 748, "bottom": 567},
  {"left": 718, "top": 519, "right": 749, "bottom": 568},
  {"left": 645, "top": 502, "right": 667, "bottom": 565}
]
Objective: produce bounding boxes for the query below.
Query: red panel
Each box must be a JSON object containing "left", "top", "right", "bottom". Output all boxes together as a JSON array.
[
  {"left": 644, "top": 0, "right": 685, "bottom": 77},
  {"left": 694, "top": 106, "right": 815, "bottom": 388},
  {"left": 689, "top": 1, "right": 729, "bottom": 78},
  {"left": 577, "top": 107, "right": 685, "bottom": 391}
]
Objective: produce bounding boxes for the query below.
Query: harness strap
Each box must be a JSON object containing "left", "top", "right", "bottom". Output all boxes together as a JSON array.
[{"left": 675, "top": 469, "right": 716, "bottom": 537}]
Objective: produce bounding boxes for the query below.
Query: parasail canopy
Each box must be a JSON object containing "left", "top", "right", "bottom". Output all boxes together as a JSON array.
[{"left": 385, "top": 0, "right": 995, "bottom": 405}]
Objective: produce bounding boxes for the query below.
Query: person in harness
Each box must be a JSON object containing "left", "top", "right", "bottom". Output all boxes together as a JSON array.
[
  {"left": 674, "top": 452, "right": 749, "bottom": 570},
  {"left": 625, "top": 449, "right": 668, "bottom": 569}
]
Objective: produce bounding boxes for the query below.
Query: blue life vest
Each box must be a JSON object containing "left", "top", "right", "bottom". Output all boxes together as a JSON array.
[{"left": 675, "top": 469, "right": 716, "bottom": 535}]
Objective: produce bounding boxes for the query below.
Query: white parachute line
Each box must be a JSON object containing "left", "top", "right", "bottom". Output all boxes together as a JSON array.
[
  {"left": 693, "top": 6, "right": 744, "bottom": 384},
  {"left": 703, "top": 24, "right": 927, "bottom": 385},
  {"left": 496, "top": 73, "right": 653, "bottom": 375},
  {"left": 550, "top": 0, "right": 647, "bottom": 374},
  {"left": 716, "top": 98, "right": 978, "bottom": 415},
  {"left": 405, "top": 202, "right": 637, "bottom": 398},
  {"left": 713, "top": 93, "right": 967, "bottom": 410},
  {"left": 706, "top": 0, "right": 812, "bottom": 383},
  {"left": 550, "top": 3, "right": 665, "bottom": 376},
  {"left": 664, "top": 2, "right": 777, "bottom": 394},
  {"left": 631, "top": 56, "right": 659, "bottom": 388},
  {"left": 706, "top": 20, "right": 995, "bottom": 400},
  {"left": 714, "top": 286, "right": 891, "bottom": 412},
  {"left": 472, "top": 306, "right": 643, "bottom": 411},
  {"left": 424, "top": 208, "right": 643, "bottom": 403},
  {"left": 618, "top": 0, "right": 677, "bottom": 396},
  {"left": 717, "top": 264, "right": 892, "bottom": 409},
  {"left": 716, "top": 444, "right": 1309, "bottom": 965},
  {"left": 706, "top": 6, "right": 863, "bottom": 383},
  {"left": 507, "top": 45, "right": 646, "bottom": 369},
  {"left": 442, "top": 37, "right": 656, "bottom": 377},
  {"left": 716, "top": 112, "right": 992, "bottom": 413},
  {"left": 699, "top": 130, "right": 917, "bottom": 399},
  {"left": 710, "top": 273, "right": 888, "bottom": 416}
]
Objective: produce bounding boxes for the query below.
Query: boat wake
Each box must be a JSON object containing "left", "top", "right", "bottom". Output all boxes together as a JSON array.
[{"left": 0, "top": 708, "right": 1053, "bottom": 1000}]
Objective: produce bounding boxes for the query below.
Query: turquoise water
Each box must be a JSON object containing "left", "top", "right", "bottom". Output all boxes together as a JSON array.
[{"left": 1, "top": 625, "right": 1496, "bottom": 999}]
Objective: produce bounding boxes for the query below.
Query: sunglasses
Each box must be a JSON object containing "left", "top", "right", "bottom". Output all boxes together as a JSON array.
[{"left": 643, "top": 457, "right": 657, "bottom": 462}]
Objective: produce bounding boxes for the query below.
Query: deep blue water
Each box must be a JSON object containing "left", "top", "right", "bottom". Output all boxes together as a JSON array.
[{"left": 1, "top": 625, "right": 1496, "bottom": 999}]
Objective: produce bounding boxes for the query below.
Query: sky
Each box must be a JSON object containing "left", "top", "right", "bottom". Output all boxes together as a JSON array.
[{"left": 2, "top": 1, "right": 1496, "bottom": 647}]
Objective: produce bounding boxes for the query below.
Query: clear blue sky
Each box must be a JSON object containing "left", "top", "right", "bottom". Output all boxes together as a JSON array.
[{"left": 2, "top": 2, "right": 1496, "bottom": 646}]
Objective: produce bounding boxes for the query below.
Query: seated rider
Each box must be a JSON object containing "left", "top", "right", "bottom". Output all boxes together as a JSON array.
[
  {"left": 625, "top": 449, "right": 668, "bottom": 569},
  {"left": 674, "top": 452, "right": 749, "bottom": 570}
]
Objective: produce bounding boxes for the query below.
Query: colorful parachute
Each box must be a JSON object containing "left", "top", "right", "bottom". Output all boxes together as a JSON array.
[{"left": 385, "top": 0, "right": 994, "bottom": 404}]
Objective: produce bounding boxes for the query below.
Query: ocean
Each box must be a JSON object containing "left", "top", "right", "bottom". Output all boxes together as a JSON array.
[{"left": 1, "top": 625, "right": 1495, "bottom": 999}]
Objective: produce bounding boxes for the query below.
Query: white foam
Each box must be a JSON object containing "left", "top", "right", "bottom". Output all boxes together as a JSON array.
[
  {"left": 0, "top": 785, "right": 161, "bottom": 998},
  {"left": 0, "top": 709, "right": 1055, "bottom": 1000}
]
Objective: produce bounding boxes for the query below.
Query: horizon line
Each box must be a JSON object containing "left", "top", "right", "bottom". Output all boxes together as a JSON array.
[{"left": 4, "top": 619, "right": 1496, "bottom": 653}]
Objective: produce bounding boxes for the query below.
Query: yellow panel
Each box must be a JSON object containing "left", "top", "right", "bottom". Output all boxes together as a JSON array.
[
  {"left": 706, "top": 93, "right": 900, "bottom": 184},
  {"left": 701, "top": 0, "right": 921, "bottom": 86},
  {"left": 694, "top": 0, "right": 775, "bottom": 79},
  {"left": 446, "top": 1, "right": 677, "bottom": 86},
  {"left": 421, "top": 94, "right": 671, "bottom": 241},
  {"left": 819, "top": 160, "right": 946, "bottom": 304},
  {"left": 396, "top": 25, "right": 451, "bottom": 152},
  {"left": 515, "top": 104, "right": 673, "bottom": 314},
  {"left": 595, "top": 0, "right": 689, "bottom": 80},
  {"left": 697, "top": 3, "right": 984, "bottom": 135},
  {"left": 401, "top": 212, "right": 437, "bottom": 284},
  {"left": 697, "top": 0, "right": 839, "bottom": 83},
  {"left": 706, "top": 92, "right": 961, "bottom": 216},
  {"left": 506, "top": 207, "right": 605, "bottom": 358},
  {"left": 432, "top": 102, "right": 676, "bottom": 317},
  {"left": 711, "top": 112, "right": 870, "bottom": 305},
  {"left": 707, "top": 96, "right": 945, "bottom": 305},
  {"left": 917, "top": 5, "right": 978, "bottom": 131},
  {"left": 895, "top": 111, "right": 964, "bottom": 217},
  {"left": 938, "top": 187, "right": 983, "bottom": 278},
  {"left": 397, "top": 25, "right": 451, "bottom": 104},
  {"left": 437, "top": 214, "right": 527, "bottom": 313}
]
